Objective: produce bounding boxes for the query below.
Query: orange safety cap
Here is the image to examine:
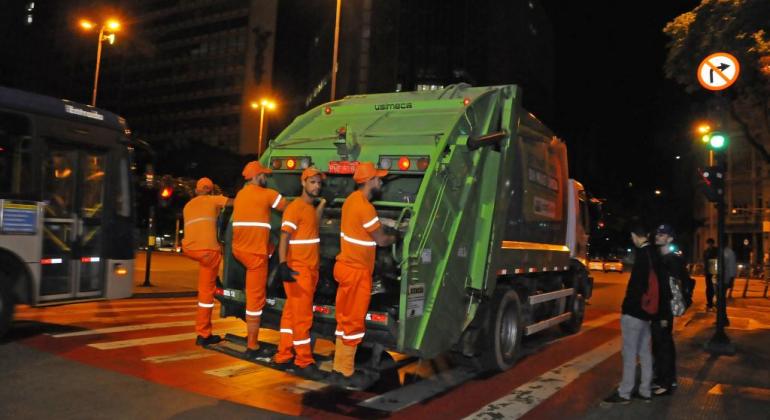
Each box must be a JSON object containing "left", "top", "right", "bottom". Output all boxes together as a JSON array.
[
  {"left": 242, "top": 160, "right": 272, "bottom": 179},
  {"left": 353, "top": 161, "right": 388, "bottom": 184},
  {"left": 196, "top": 177, "right": 214, "bottom": 193},
  {"left": 301, "top": 167, "right": 327, "bottom": 181}
]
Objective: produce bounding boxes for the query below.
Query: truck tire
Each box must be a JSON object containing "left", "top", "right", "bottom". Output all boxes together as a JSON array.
[
  {"left": 0, "top": 278, "right": 14, "bottom": 339},
  {"left": 479, "top": 288, "right": 523, "bottom": 372},
  {"left": 559, "top": 292, "right": 585, "bottom": 334}
]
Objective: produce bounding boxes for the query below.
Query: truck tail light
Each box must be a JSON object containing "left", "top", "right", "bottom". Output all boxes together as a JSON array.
[
  {"left": 417, "top": 157, "right": 430, "bottom": 171},
  {"left": 398, "top": 156, "right": 411, "bottom": 171},
  {"left": 286, "top": 158, "right": 297, "bottom": 169},
  {"left": 271, "top": 158, "right": 282, "bottom": 169}
]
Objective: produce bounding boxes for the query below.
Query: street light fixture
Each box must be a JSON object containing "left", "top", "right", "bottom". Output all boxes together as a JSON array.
[
  {"left": 79, "top": 18, "right": 121, "bottom": 107},
  {"left": 251, "top": 99, "right": 276, "bottom": 157}
]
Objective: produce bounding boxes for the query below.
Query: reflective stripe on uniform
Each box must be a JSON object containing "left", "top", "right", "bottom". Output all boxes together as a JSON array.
[
  {"left": 293, "top": 338, "right": 311, "bottom": 345},
  {"left": 198, "top": 302, "right": 215, "bottom": 308},
  {"left": 185, "top": 217, "right": 216, "bottom": 227},
  {"left": 282, "top": 221, "right": 297, "bottom": 230},
  {"left": 335, "top": 330, "right": 344, "bottom": 336},
  {"left": 340, "top": 232, "right": 377, "bottom": 247},
  {"left": 342, "top": 332, "right": 365, "bottom": 340},
  {"left": 271, "top": 194, "right": 283, "bottom": 209},
  {"left": 232, "top": 221, "right": 271, "bottom": 229},
  {"left": 289, "top": 238, "right": 320, "bottom": 245},
  {"left": 280, "top": 328, "right": 293, "bottom": 334},
  {"left": 362, "top": 216, "right": 379, "bottom": 229},
  {"left": 245, "top": 309, "right": 263, "bottom": 316}
]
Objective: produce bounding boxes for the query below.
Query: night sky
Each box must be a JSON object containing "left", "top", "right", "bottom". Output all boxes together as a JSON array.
[{"left": 541, "top": 1, "right": 703, "bottom": 247}]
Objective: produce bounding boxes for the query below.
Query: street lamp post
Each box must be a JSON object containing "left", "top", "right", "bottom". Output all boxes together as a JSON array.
[
  {"left": 251, "top": 99, "right": 276, "bottom": 157},
  {"left": 330, "top": 0, "right": 342, "bottom": 101},
  {"left": 80, "top": 19, "right": 120, "bottom": 107}
]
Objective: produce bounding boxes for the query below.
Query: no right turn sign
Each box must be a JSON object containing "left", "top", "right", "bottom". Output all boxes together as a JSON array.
[{"left": 697, "top": 52, "right": 740, "bottom": 91}]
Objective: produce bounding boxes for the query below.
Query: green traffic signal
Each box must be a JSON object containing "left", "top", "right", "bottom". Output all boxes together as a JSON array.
[{"left": 703, "top": 131, "right": 728, "bottom": 150}]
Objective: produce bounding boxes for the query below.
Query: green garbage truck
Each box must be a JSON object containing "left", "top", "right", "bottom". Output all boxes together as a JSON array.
[{"left": 214, "top": 84, "right": 594, "bottom": 373}]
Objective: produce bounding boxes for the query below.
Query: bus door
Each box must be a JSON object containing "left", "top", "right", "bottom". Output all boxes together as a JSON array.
[{"left": 39, "top": 143, "right": 108, "bottom": 301}]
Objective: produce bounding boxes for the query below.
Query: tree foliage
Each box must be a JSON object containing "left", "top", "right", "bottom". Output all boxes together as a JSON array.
[{"left": 664, "top": 0, "right": 770, "bottom": 161}]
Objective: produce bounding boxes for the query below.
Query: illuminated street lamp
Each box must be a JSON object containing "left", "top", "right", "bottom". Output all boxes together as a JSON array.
[
  {"left": 79, "top": 18, "right": 121, "bottom": 107},
  {"left": 251, "top": 99, "right": 276, "bottom": 156}
]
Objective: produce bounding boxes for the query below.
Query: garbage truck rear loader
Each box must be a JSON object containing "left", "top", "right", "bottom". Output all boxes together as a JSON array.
[{"left": 215, "top": 84, "right": 593, "bottom": 372}]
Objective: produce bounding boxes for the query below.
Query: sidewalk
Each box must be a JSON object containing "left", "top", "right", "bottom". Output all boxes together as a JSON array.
[
  {"left": 132, "top": 250, "right": 200, "bottom": 298},
  {"left": 584, "top": 276, "right": 770, "bottom": 419}
]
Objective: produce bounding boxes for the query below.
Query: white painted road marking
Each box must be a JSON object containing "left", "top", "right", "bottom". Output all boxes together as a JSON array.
[
  {"left": 142, "top": 350, "right": 218, "bottom": 364},
  {"left": 87, "top": 327, "right": 245, "bottom": 350},
  {"left": 465, "top": 336, "right": 622, "bottom": 419},
  {"left": 51, "top": 318, "right": 231, "bottom": 338}
]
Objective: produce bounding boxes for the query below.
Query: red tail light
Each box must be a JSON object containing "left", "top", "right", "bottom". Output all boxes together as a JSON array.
[
  {"left": 398, "top": 156, "right": 411, "bottom": 171},
  {"left": 286, "top": 158, "right": 297, "bottom": 170}
]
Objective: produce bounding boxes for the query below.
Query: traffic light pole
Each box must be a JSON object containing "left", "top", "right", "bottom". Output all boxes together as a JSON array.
[
  {"left": 705, "top": 166, "right": 735, "bottom": 355},
  {"left": 141, "top": 206, "right": 156, "bottom": 287}
]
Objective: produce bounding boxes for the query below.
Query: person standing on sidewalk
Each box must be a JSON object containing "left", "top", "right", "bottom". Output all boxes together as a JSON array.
[
  {"left": 603, "top": 224, "right": 659, "bottom": 406},
  {"left": 232, "top": 161, "right": 288, "bottom": 360},
  {"left": 652, "top": 224, "right": 693, "bottom": 396},
  {"left": 273, "top": 167, "right": 327, "bottom": 380},
  {"left": 703, "top": 238, "right": 718, "bottom": 310},
  {"left": 182, "top": 177, "right": 233, "bottom": 346}
]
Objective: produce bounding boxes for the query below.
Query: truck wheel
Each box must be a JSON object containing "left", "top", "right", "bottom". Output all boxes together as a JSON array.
[
  {"left": 479, "top": 288, "right": 523, "bottom": 372},
  {"left": 559, "top": 293, "right": 585, "bottom": 334},
  {"left": 0, "top": 279, "right": 14, "bottom": 339}
]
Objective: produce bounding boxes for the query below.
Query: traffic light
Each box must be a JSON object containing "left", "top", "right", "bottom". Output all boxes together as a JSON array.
[
  {"left": 702, "top": 131, "right": 728, "bottom": 151},
  {"left": 699, "top": 166, "right": 725, "bottom": 203},
  {"left": 158, "top": 185, "right": 174, "bottom": 208}
]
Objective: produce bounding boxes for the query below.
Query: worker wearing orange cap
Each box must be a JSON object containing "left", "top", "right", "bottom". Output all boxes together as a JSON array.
[
  {"left": 232, "top": 160, "right": 288, "bottom": 359},
  {"left": 273, "top": 167, "right": 328, "bottom": 380},
  {"left": 331, "top": 162, "right": 396, "bottom": 389},
  {"left": 182, "top": 177, "right": 233, "bottom": 346}
]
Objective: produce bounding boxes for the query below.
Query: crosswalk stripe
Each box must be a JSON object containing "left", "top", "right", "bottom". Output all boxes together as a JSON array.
[
  {"left": 142, "top": 350, "right": 218, "bottom": 364},
  {"left": 87, "top": 327, "right": 245, "bottom": 350},
  {"left": 465, "top": 336, "right": 622, "bottom": 419},
  {"left": 50, "top": 318, "right": 234, "bottom": 338},
  {"left": 204, "top": 362, "right": 264, "bottom": 378}
]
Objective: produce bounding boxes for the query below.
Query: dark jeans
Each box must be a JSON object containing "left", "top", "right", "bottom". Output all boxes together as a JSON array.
[
  {"left": 651, "top": 317, "right": 676, "bottom": 388},
  {"left": 704, "top": 274, "right": 715, "bottom": 307}
]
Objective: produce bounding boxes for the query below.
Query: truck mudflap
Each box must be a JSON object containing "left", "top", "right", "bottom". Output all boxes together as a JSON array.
[{"left": 213, "top": 287, "right": 399, "bottom": 348}]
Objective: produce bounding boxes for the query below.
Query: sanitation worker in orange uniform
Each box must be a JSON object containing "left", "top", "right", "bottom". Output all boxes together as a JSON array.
[
  {"left": 273, "top": 167, "right": 328, "bottom": 380},
  {"left": 232, "top": 161, "right": 288, "bottom": 359},
  {"left": 331, "top": 162, "right": 396, "bottom": 389},
  {"left": 182, "top": 177, "right": 233, "bottom": 346}
]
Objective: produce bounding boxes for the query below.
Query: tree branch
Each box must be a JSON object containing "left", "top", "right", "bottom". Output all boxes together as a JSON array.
[{"left": 730, "top": 100, "right": 770, "bottom": 164}]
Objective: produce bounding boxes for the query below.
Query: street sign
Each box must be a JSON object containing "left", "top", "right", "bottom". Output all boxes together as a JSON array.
[{"left": 697, "top": 52, "right": 740, "bottom": 91}]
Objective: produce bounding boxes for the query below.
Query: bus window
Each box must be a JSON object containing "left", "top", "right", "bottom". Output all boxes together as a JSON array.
[
  {"left": 81, "top": 152, "right": 106, "bottom": 218},
  {"left": 43, "top": 150, "right": 77, "bottom": 218},
  {"left": 0, "top": 111, "right": 34, "bottom": 198},
  {"left": 116, "top": 156, "right": 131, "bottom": 217}
]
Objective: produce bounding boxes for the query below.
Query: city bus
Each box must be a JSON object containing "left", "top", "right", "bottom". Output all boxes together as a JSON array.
[{"left": 0, "top": 86, "right": 137, "bottom": 337}]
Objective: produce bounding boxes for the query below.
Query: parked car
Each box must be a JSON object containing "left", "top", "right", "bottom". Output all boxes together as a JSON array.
[
  {"left": 603, "top": 258, "right": 624, "bottom": 273},
  {"left": 588, "top": 259, "right": 604, "bottom": 271}
]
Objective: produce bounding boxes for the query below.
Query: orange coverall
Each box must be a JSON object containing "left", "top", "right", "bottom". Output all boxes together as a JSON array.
[
  {"left": 274, "top": 199, "right": 321, "bottom": 367},
  {"left": 231, "top": 184, "right": 287, "bottom": 349},
  {"left": 334, "top": 189, "right": 382, "bottom": 347},
  {"left": 182, "top": 194, "right": 229, "bottom": 338}
]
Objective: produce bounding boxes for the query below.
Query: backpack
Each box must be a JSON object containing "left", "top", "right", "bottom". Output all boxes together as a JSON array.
[{"left": 641, "top": 254, "right": 659, "bottom": 315}]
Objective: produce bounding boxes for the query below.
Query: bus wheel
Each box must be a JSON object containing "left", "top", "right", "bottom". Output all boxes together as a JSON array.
[
  {"left": 479, "top": 288, "right": 523, "bottom": 372},
  {"left": 560, "top": 293, "right": 585, "bottom": 334},
  {"left": 0, "top": 279, "right": 14, "bottom": 338}
]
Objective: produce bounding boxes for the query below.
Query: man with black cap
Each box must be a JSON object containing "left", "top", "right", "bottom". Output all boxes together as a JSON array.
[{"left": 652, "top": 224, "right": 693, "bottom": 395}]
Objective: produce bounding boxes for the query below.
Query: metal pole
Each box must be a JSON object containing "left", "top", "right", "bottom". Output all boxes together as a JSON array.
[
  {"left": 705, "top": 161, "right": 735, "bottom": 355},
  {"left": 330, "top": 0, "right": 342, "bottom": 101},
  {"left": 91, "top": 26, "right": 104, "bottom": 107},
  {"left": 258, "top": 106, "right": 265, "bottom": 157},
  {"left": 142, "top": 206, "right": 155, "bottom": 287},
  {"left": 174, "top": 216, "right": 180, "bottom": 252}
]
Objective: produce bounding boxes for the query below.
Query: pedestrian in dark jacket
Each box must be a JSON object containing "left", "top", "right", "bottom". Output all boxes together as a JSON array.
[
  {"left": 603, "top": 224, "right": 660, "bottom": 406},
  {"left": 652, "top": 224, "right": 693, "bottom": 395}
]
